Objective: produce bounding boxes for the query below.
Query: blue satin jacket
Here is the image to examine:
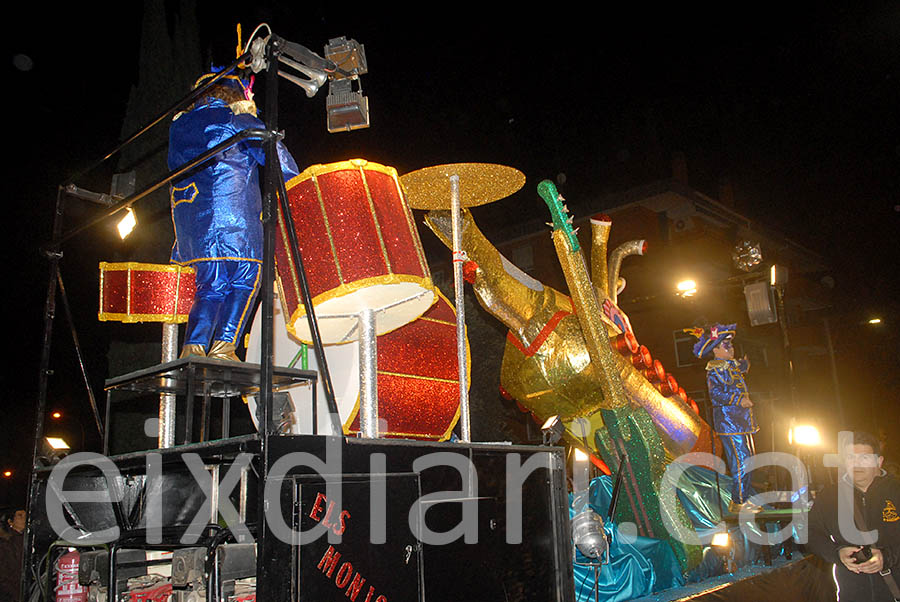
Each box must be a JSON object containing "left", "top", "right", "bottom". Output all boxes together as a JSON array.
[
  {"left": 706, "top": 359, "right": 759, "bottom": 435},
  {"left": 168, "top": 98, "right": 299, "bottom": 265}
]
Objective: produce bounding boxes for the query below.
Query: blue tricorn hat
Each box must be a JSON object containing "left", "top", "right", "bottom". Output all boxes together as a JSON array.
[
  {"left": 193, "top": 66, "right": 254, "bottom": 98},
  {"left": 684, "top": 323, "right": 736, "bottom": 359}
]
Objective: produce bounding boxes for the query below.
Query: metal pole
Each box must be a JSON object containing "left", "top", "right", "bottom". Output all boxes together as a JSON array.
[
  {"left": 57, "top": 128, "right": 271, "bottom": 246},
  {"left": 823, "top": 317, "right": 845, "bottom": 425},
  {"left": 358, "top": 308, "right": 379, "bottom": 438},
  {"left": 159, "top": 323, "right": 178, "bottom": 447},
  {"left": 31, "top": 188, "right": 66, "bottom": 468},
  {"left": 256, "top": 37, "right": 280, "bottom": 601},
  {"left": 450, "top": 174, "right": 471, "bottom": 441},
  {"left": 56, "top": 271, "right": 104, "bottom": 439},
  {"left": 66, "top": 53, "right": 252, "bottom": 187},
  {"left": 774, "top": 285, "right": 796, "bottom": 415},
  {"left": 272, "top": 145, "right": 342, "bottom": 434}
]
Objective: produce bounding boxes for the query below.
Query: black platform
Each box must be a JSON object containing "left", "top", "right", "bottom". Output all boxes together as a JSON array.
[
  {"left": 104, "top": 356, "right": 317, "bottom": 398},
  {"left": 26, "top": 434, "right": 575, "bottom": 602},
  {"left": 630, "top": 554, "right": 835, "bottom": 601},
  {"left": 103, "top": 357, "right": 317, "bottom": 449}
]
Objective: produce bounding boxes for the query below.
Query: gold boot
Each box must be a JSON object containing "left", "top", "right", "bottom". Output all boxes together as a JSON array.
[
  {"left": 728, "top": 500, "right": 762, "bottom": 514},
  {"left": 208, "top": 340, "right": 240, "bottom": 362},
  {"left": 180, "top": 344, "right": 206, "bottom": 359}
]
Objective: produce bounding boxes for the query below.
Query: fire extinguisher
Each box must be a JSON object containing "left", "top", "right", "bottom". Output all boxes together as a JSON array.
[{"left": 55, "top": 550, "right": 88, "bottom": 602}]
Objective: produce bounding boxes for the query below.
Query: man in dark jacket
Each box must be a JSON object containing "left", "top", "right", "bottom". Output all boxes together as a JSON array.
[
  {"left": 808, "top": 431, "right": 900, "bottom": 601},
  {"left": 0, "top": 509, "right": 25, "bottom": 602}
]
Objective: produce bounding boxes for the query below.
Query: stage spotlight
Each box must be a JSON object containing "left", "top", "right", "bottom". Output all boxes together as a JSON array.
[
  {"left": 572, "top": 510, "right": 608, "bottom": 560},
  {"left": 117, "top": 207, "right": 137, "bottom": 239},
  {"left": 770, "top": 264, "right": 788, "bottom": 289},
  {"left": 710, "top": 530, "right": 735, "bottom": 572},
  {"left": 324, "top": 37, "right": 370, "bottom": 133},
  {"left": 2, "top": 470, "right": 11, "bottom": 478},
  {"left": 711, "top": 531, "right": 731, "bottom": 551},
  {"left": 789, "top": 424, "right": 821, "bottom": 447},
  {"left": 40, "top": 437, "right": 70, "bottom": 464},
  {"left": 867, "top": 318, "right": 882, "bottom": 325},
  {"left": 541, "top": 415, "right": 565, "bottom": 446},
  {"left": 46, "top": 437, "right": 70, "bottom": 449}
]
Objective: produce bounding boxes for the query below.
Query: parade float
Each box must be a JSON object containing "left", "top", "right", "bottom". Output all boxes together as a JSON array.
[{"left": 22, "top": 23, "right": 820, "bottom": 602}]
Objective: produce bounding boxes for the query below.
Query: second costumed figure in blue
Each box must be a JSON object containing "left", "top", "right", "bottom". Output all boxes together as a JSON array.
[
  {"left": 688, "top": 323, "right": 762, "bottom": 513},
  {"left": 169, "top": 70, "right": 299, "bottom": 361}
]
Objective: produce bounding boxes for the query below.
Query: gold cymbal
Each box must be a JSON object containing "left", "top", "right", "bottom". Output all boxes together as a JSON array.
[{"left": 400, "top": 163, "right": 526, "bottom": 210}]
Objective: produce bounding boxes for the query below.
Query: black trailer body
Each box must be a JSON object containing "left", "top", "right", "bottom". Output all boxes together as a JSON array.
[{"left": 26, "top": 434, "right": 574, "bottom": 601}]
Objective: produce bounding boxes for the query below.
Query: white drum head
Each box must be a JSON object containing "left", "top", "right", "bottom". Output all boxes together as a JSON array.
[
  {"left": 245, "top": 287, "right": 359, "bottom": 435},
  {"left": 290, "top": 284, "right": 435, "bottom": 344}
]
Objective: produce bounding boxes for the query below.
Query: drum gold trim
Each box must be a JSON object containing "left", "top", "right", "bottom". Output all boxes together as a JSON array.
[
  {"left": 391, "top": 170, "right": 429, "bottom": 275},
  {"left": 275, "top": 198, "right": 305, "bottom": 318},
  {"left": 310, "top": 172, "right": 344, "bottom": 282},
  {"left": 283, "top": 273, "right": 436, "bottom": 344},
  {"left": 285, "top": 158, "right": 400, "bottom": 189},
  {"left": 97, "top": 312, "right": 190, "bottom": 324},
  {"left": 359, "top": 164, "right": 393, "bottom": 273},
  {"left": 277, "top": 158, "right": 435, "bottom": 344},
  {"left": 98, "top": 262, "right": 195, "bottom": 324}
]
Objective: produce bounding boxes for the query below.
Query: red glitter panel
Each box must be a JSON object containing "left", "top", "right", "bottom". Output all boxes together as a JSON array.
[
  {"left": 378, "top": 319, "right": 458, "bottom": 380},
  {"left": 365, "top": 170, "right": 424, "bottom": 277},
  {"left": 100, "top": 266, "right": 195, "bottom": 319},
  {"left": 315, "top": 169, "right": 386, "bottom": 283},
  {"left": 131, "top": 271, "right": 165, "bottom": 314},
  {"left": 273, "top": 223, "right": 298, "bottom": 314},
  {"left": 349, "top": 374, "right": 458, "bottom": 439},
  {"left": 177, "top": 274, "right": 196, "bottom": 314},
  {"left": 421, "top": 296, "right": 456, "bottom": 322},
  {"left": 101, "top": 270, "right": 129, "bottom": 314},
  {"left": 134, "top": 271, "right": 177, "bottom": 314},
  {"left": 282, "top": 178, "right": 341, "bottom": 304},
  {"left": 344, "top": 294, "right": 462, "bottom": 440}
]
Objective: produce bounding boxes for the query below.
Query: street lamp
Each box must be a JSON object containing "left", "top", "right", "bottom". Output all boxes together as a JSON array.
[
  {"left": 676, "top": 279, "right": 697, "bottom": 297},
  {"left": 789, "top": 424, "right": 821, "bottom": 447}
]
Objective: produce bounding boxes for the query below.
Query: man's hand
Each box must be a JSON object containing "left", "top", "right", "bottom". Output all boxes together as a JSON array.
[
  {"left": 855, "top": 548, "right": 884, "bottom": 574},
  {"left": 838, "top": 546, "right": 863, "bottom": 572},
  {"left": 743, "top": 354, "right": 751, "bottom": 371},
  {"left": 740, "top": 396, "right": 753, "bottom": 408}
]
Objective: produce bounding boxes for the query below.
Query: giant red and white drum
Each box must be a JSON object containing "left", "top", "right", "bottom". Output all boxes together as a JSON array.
[
  {"left": 246, "top": 289, "right": 464, "bottom": 440},
  {"left": 98, "top": 262, "right": 195, "bottom": 323},
  {"left": 276, "top": 159, "right": 435, "bottom": 344}
]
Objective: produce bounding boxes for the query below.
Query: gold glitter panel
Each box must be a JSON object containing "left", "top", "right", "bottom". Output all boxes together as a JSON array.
[{"left": 400, "top": 163, "right": 525, "bottom": 210}]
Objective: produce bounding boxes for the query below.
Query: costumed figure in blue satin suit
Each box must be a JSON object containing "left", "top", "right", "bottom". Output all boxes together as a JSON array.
[
  {"left": 687, "top": 323, "right": 761, "bottom": 513},
  {"left": 169, "top": 71, "right": 299, "bottom": 360}
]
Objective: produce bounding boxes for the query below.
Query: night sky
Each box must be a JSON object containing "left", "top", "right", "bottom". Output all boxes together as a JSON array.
[{"left": 5, "top": 3, "right": 898, "bottom": 502}]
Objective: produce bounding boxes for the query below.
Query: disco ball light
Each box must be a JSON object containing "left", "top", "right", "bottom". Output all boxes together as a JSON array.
[{"left": 733, "top": 240, "right": 763, "bottom": 272}]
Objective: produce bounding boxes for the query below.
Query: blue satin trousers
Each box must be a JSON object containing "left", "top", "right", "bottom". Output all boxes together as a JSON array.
[
  {"left": 718, "top": 433, "right": 756, "bottom": 505},
  {"left": 184, "top": 260, "right": 261, "bottom": 347}
]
